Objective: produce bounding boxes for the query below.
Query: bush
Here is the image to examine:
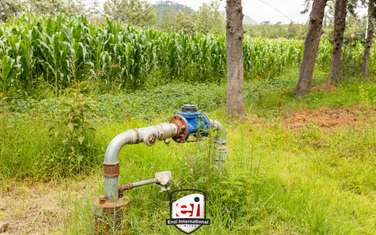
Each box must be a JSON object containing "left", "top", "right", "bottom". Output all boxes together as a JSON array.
[
  {"left": 41, "top": 91, "right": 100, "bottom": 177},
  {"left": 0, "top": 91, "right": 101, "bottom": 179}
]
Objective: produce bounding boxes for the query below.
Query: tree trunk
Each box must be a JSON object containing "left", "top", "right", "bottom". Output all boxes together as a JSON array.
[
  {"left": 296, "top": 0, "right": 328, "bottom": 96},
  {"left": 329, "top": 0, "right": 348, "bottom": 83},
  {"left": 362, "top": 0, "right": 376, "bottom": 78},
  {"left": 226, "top": 0, "right": 244, "bottom": 116}
]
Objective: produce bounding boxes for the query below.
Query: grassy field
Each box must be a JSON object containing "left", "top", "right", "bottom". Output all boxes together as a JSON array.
[{"left": 1, "top": 69, "right": 376, "bottom": 234}]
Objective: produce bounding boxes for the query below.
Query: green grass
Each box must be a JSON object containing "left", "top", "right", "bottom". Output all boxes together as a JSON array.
[
  {"left": 1, "top": 69, "right": 376, "bottom": 234},
  {"left": 63, "top": 112, "right": 376, "bottom": 234}
]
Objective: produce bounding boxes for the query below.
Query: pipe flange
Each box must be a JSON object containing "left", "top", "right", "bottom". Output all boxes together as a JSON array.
[
  {"left": 94, "top": 196, "right": 130, "bottom": 234},
  {"left": 94, "top": 196, "right": 130, "bottom": 215},
  {"left": 170, "top": 114, "right": 189, "bottom": 143}
]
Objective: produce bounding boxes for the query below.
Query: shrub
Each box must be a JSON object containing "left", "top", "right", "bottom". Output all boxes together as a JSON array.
[{"left": 41, "top": 91, "right": 100, "bottom": 177}]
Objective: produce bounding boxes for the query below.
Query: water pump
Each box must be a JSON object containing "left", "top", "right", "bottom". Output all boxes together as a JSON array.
[{"left": 94, "top": 105, "right": 226, "bottom": 234}]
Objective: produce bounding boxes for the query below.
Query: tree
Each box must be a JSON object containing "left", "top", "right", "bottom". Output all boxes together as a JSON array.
[
  {"left": 104, "top": 0, "right": 156, "bottom": 27},
  {"left": 194, "top": 1, "right": 225, "bottom": 34},
  {"left": 20, "top": 0, "right": 84, "bottom": 16},
  {"left": 329, "top": 0, "right": 348, "bottom": 83},
  {"left": 362, "top": 0, "right": 376, "bottom": 77},
  {"left": 0, "top": 0, "right": 21, "bottom": 22},
  {"left": 158, "top": 9, "right": 195, "bottom": 33},
  {"left": 158, "top": 0, "right": 225, "bottom": 34},
  {"left": 158, "top": 9, "right": 177, "bottom": 31},
  {"left": 226, "top": 0, "right": 245, "bottom": 116},
  {"left": 174, "top": 11, "right": 195, "bottom": 34},
  {"left": 26, "top": 0, "right": 66, "bottom": 15},
  {"left": 296, "top": 0, "right": 328, "bottom": 96}
]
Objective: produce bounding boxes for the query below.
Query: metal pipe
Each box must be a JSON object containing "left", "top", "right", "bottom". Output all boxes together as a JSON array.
[
  {"left": 210, "top": 119, "right": 227, "bottom": 168},
  {"left": 103, "top": 119, "right": 226, "bottom": 201},
  {"left": 118, "top": 170, "right": 173, "bottom": 194},
  {"left": 103, "top": 123, "right": 178, "bottom": 201},
  {"left": 119, "top": 178, "right": 158, "bottom": 193},
  {"left": 210, "top": 119, "right": 224, "bottom": 133},
  {"left": 131, "top": 178, "right": 158, "bottom": 187}
]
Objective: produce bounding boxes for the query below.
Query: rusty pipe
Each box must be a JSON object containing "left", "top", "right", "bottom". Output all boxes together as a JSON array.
[
  {"left": 118, "top": 171, "right": 172, "bottom": 196},
  {"left": 119, "top": 178, "right": 157, "bottom": 193}
]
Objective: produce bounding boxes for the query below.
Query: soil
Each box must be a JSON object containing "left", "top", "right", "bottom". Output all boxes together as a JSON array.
[
  {"left": 284, "top": 106, "right": 376, "bottom": 130},
  {"left": 0, "top": 176, "right": 99, "bottom": 234},
  {"left": 311, "top": 83, "right": 337, "bottom": 92}
]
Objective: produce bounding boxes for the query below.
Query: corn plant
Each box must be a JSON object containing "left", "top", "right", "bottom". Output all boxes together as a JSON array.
[{"left": 0, "top": 14, "right": 373, "bottom": 94}]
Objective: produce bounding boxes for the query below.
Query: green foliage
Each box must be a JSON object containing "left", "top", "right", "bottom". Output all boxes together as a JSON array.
[
  {"left": 104, "top": 0, "right": 157, "bottom": 27},
  {"left": 246, "top": 23, "right": 307, "bottom": 39},
  {"left": 2, "top": 69, "right": 375, "bottom": 181},
  {"left": 2, "top": 69, "right": 376, "bottom": 233},
  {"left": 0, "top": 0, "right": 21, "bottom": 22},
  {"left": 192, "top": 1, "right": 225, "bottom": 34},
  {"left": 158, "top": 0, "right": 224, "bottom": 34},
  {"left": 160, "top": 11, "right": 195, "bottom": 34},
  {"left": 0, "top": 90, "right": 100, "bottom": 179},
  {"left": 0, "top": 0, "right": 85, "bottom": 20},
  {"left": 0, "top": 15, "right": 301, "bottom": 93},
  {"left": 2, "top": 15, "right": 375, "bottom": 95},
  {"left": 44, "top": 91, "right": 99, "bottom": 177},
  {"left": 3, "top": 82, "right": 226, "bottom": 120},
  {"left": 25, "top": 0, "right": 67, "bottom": 15}
]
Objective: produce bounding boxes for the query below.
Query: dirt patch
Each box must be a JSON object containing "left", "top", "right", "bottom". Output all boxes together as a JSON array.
[
  {"left": 284, "top": 107, "right": 376, "bottom": 130},
  {"left": 311, "top": 83, "right": 337, "bottom": 92},
  {"left": 0, "top": 176, "right": 99, "bottom": 234}
]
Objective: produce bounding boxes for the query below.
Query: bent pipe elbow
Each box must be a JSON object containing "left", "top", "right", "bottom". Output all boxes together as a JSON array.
[
  {"left": 210, "top": 119, "right": 226, "bottom": 139},
  {"left": 209, "top": 119, "right": 223, "bottom": 131},
  {"left": 103, "top": 123, "right": 178, "bottom": 201}
]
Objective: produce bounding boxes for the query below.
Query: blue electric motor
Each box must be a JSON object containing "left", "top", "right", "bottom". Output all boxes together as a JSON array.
[{"left": 170, "top": 104, "right": 210, "bottom": 143}]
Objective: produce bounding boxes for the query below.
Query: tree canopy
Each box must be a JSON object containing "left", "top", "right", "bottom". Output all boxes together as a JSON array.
[{"left": 104, "top": 0, "right": 157, "bottom": 27}]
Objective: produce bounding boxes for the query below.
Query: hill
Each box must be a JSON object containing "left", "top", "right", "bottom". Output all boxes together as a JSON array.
[
  {"left": 154, "top": 1, "right": 257, "bottom": 25},
  {"left": 244, "top": 14, "right": 258, "bottom": 25}
]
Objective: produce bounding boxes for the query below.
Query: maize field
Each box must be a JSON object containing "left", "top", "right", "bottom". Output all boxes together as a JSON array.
[{"left": 0, "top": 15, "right": 373, "bottom": 93}]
